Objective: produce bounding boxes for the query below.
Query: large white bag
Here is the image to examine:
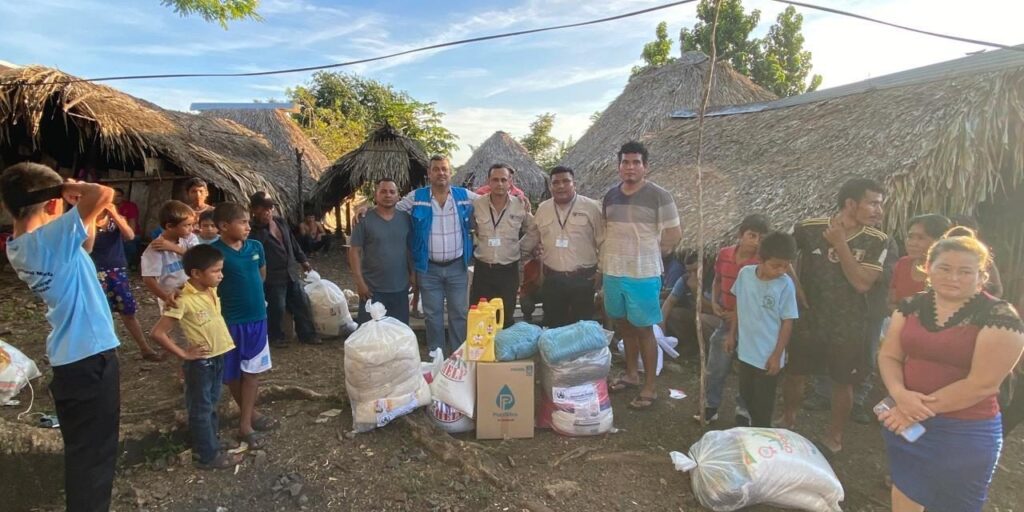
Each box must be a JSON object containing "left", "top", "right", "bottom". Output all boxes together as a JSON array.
[
  {"left": 671, "top": 428, "right": 844, "bottom": 512},
  {"left": 0, "top": 340, "right": 41, "bottom": 403},
  {"left": 344, "top": 301, "right": 429, "bottom": 432},
  {"left": 539, "top": 347, "right": 614, "bottom": 436},
  {"left": 429, "top": 343, "right": 477, "bottom": 418},
  {"left": 304, "top": 271, "right": 357, "bottom": 338}
]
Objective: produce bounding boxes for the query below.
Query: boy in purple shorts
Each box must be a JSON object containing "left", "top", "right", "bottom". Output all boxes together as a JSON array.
[{"left": 211, "top": 202, "right": 276, "bottom": 448}]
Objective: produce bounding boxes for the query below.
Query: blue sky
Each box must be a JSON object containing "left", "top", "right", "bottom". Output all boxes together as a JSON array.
[{"left": 2, "top": 0, "right": 1022, "bottom": 164}]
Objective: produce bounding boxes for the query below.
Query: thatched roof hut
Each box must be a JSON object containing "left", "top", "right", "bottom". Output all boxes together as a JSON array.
[
  {"left": 634, "top": 46, "right": 1024, "bottom": 292},
  {"left": 194, "top": 102, "right": 329, "bottom": 182},
  {"left": 0, "top": 66, "right": 306, "bottom": 219},
  {"left": 453, "top": 131, "right": 547, "bottom": 201},
  {"left": 309, "top": 124, "right": 429, "bottom": 211},
  {"left": 563, "top": 52, "right": 776, "bottom": 196}
]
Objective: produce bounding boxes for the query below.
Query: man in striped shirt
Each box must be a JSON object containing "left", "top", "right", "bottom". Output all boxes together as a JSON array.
[{"left": 603, "top": 141, "right": 682, "bottom": 410}]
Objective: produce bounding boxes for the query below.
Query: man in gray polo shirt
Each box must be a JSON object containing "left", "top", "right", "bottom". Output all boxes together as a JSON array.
[{"left": 349, "top": 178, "right": 414, "bottom": 324}]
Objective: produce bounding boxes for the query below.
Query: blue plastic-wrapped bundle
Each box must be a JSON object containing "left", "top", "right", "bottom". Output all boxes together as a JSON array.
[
  {"left": 538, "top": 320, "right": 608, "bottom": 364},
  {"left": 494, "top": 322, "right": 544, "bottom": 361}
]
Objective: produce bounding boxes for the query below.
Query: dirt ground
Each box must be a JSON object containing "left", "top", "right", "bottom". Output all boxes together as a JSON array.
[{"left": 2, "top": 248, "right": 1024, "bottom": 512}]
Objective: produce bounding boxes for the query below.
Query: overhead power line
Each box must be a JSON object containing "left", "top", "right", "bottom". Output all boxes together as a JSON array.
[{"left": 773, "top": 0, "right": 1023, "bottom": 52}]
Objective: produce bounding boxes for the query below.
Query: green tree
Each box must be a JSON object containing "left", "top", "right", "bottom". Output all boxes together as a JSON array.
[
  {"left": 680, "top": 0, "right": 760, "bottom": 75},
  {"left": 631, "top": 21, "right": 675, "bottom": 77},
  {"left": 161, "top": 0, "right": 261, "bottom": 28},
  {"left": 519, "top": 113, "right": 561, "bottom": 169},
  {"left": 751, "top": 6, "right": 823, "bottom": 96},
  {"left": 287, "top": 71, "right": 458, "bottom": 161}
]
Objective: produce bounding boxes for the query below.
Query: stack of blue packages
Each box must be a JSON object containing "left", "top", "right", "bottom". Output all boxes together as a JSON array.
[
  {"left": 495, "top": 322, "right": 544, "bottom": 361},
  {"left": 538, "top": 320, "right": 607, "bottom": 364}
]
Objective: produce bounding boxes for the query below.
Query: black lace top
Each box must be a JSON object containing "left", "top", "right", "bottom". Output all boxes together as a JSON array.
[{"left": 896, "top": 291, "right": 1024, "bottom": 334}]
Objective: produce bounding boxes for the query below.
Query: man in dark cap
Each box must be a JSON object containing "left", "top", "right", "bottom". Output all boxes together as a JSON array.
[{"left": 248, "top": 192, "right": 319, "bottom": 347}]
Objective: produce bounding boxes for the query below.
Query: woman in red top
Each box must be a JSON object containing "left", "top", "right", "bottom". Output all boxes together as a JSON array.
[
  {"left": 877, "top": 234, "right": 1024, "bottom": 512},
  {"left": 888, "top": 214, "right": 950, "bottom": 309}
]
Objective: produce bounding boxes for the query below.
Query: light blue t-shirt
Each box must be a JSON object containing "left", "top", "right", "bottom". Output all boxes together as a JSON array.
[
  {"left": 731, "top": 265, "right": 799, "bottom": 370},
  {"left": 6, "top": 208, "right": 120, "bottom": 366}
]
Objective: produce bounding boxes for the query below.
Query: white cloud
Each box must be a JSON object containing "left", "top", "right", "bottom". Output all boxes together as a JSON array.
[{"left": 482, "top": 63, "right": 634, "bottom": 98}]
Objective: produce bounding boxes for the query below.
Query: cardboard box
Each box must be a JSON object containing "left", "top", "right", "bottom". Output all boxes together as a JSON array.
[{"left": 475, "top": 360, "right": 535, "bottom": 439}]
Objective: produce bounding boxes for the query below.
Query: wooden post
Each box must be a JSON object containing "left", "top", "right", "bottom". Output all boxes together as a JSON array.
[
  {"left": 334, "top": 205, "right": 342, "bottom": 237},
  {"left": 295, "top": 148, "right": 305, "bottom": 225},
  {"left": 345, "top": 201, "right": 352, "bottom": 235}
]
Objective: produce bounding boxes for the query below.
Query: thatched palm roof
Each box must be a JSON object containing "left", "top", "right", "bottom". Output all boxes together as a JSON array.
[
  {"left": 196, "top": 104, "right": 329, "bottom": 182},
  {"left": 563, "top": 52, "right": 776, "bottom": 196},
  {"left": 634, "top": 47, "right": 1024, "bottom": 280},
  {"left": 0, "top": 67, "right": 305, "bottom": 214},
  {"left": 309, "top": 124, "right": 429, "bottom": 210},
  {"left": 453, "top": 131, "right": 547, "bottom": 201}
]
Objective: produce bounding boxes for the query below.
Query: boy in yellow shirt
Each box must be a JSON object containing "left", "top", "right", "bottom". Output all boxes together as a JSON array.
[{"left": 151, "top": 244, "right": 241, "bottom": 470}]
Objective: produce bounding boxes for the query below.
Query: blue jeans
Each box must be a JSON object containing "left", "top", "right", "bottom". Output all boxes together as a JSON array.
[
  {"left": 418, "top": 262, "right": 469, "bottom": 356},
  {"left": 185, "top": 355, "right": 224, "bottom": 464},
  {"left": 358, "top": 290, "right": 410, "bottom": 325},
  {"left": 707, "top": 322, "right": 747, "bottom": 414}
]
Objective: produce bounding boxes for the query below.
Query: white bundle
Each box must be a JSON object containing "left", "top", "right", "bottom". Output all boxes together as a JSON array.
[
  {"left": 0, "top": 341, "right": 40, "bottom": 403},
  {"left": 303, "top": 271, "right": 357, "bottom": 338}
]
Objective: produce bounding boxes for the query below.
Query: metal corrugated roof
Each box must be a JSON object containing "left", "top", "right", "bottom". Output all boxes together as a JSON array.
[{"left": 672, "top": 44, "right": 1024, "bottom": 119}]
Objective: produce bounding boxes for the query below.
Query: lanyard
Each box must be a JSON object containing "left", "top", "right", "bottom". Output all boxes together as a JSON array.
[
  {"left": 489, "top": 202, "right": 509, "bottom": 230},
  {"left": 554, "top": 196, "right": 576, "bottom": 231}
]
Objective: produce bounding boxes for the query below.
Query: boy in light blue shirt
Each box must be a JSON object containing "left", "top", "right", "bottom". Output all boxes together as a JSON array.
[
  {"left": 726, "top": 231, "right": 800, "bottom": 428},
  {"left": 1, "top": 163, "right": 120, "bottom": 511}
]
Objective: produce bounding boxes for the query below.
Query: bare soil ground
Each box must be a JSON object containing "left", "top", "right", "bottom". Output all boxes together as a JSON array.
[{"left": 2, "top": 250, "right": 1023, "bottom": 512}]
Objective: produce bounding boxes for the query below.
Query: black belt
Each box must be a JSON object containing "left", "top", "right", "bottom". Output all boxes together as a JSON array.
[
  {"left": 430, "top": 257, "right": 462, "bottom": 267},
  {"left": 544, "top": 265, "right": 597, "bottom": 278},
  {"left": 475, "top": 260, "right": 518, "bottom": 270}
]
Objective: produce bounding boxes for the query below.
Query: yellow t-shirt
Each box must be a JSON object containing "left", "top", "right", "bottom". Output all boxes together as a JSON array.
[{"left": 162, "top": 282, "right": 234, "bottom": 358}]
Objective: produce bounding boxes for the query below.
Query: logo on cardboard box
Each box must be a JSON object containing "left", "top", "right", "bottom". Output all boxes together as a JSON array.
[{"left": 496, "top": 384, "right": 516, "bottom": 411}]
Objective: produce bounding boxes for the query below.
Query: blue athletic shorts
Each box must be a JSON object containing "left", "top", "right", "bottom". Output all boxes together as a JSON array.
[
  {"left": 603, "top": 275, "right": 662, "bottom": 327},
  {"left": 223, "top": 319, "right": 272, "bottom": 382}
]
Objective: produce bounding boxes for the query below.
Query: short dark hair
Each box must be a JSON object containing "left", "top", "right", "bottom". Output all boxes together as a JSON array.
[
  {"left": 183, "top": 244, "right": 224, "bottom": 275},
  {"left": 185, "top": 177, "right": 207, "bottom": 191},
  {"left": 836, "top": 178, "right": 884, "bottom": 210},
  {"left": 488, "top": 163, "right": 515, "bottom": 177},
  {"left": 738, "top": 214, "right": 771, "bottom": 235},
  {"left": 428, "top": 155, "right": 448, "bottom": 165},
  {"left": 908, "top": 214, "right": 951, "bottom": 239},
  {"left": 198, "top": 209, "right": 216, "bottom": 224},
  {"left": 618, "top": 141, "right": 649, "bottom": 165},
  {"left": 759, "top": 231, "right": 797, "bottom": 261},
  {"left": 0, "top": 162, "right": 64, "bottom": 219},
  {"left": 158, "top": 200, "right": 194, "bottom": 228},
  {"left": 213, "top": 202, "right": 249, "bottom": 228},
  {"left": 376, "top": 177, "right": 397, "bottom": 188},
  {"left": 550, "top": 166, "right": 574, "bottom": 178}
]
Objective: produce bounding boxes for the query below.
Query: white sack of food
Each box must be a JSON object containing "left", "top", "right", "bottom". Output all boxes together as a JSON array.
[
  {"left": 303, "top": 271, "right": 357, "bottom": 338},
  {"left": 0, "top": 341, "right": 41, "bottom": 403}
]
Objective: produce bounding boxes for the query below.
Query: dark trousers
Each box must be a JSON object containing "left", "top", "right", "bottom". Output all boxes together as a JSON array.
[
  {"left": 49, "top": 350, "right": 120, "bottom": 512},
  {"left": 358, "top": 290, "right": 411, "bottom": 325},
  {"left": 265, "top": 279, "right": 317, "bottom": 343},
  {"left": 298, "top": 235, "right": 331, "bottom": 255},
  {"left": 184, "top": 355, "right": 224, "bottom": 464},
  {"left": 541, "top": 268, "right": 597, "bottom": 328},
  {"left": 738, "top": 360, "right": 780, "bottom": 428},
  {"left": 470, "top": 261, "right": 518, "bottom": 328}
]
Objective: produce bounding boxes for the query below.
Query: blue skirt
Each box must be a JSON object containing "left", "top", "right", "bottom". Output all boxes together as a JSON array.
[{"left": 883, "top": 414, "right": 1003, "bottom": 512}]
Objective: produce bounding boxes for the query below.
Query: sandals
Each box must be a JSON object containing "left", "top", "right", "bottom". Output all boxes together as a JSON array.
[
  {"left": 608, "top": 375, "right": 640, "bottom": 394},
  {"left": 629, "top": 393, "right": 658, "bottom": 410},
  {"left": 239, "top": 431, "right": 268, "bottom": 450},
  {"left": 140, "top": 350, "right": 167, "bottom": 362},
  {"left": 252, "top": 414, "right": 280, "bottom": 432},
  {"left": 195, "top": 451, "right": 243, "bottom": 470}
]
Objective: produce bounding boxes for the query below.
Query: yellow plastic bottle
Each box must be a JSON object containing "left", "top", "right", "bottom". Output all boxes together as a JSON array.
[{"left": 465, "top": 305, "right": 492, "bottom": 362}]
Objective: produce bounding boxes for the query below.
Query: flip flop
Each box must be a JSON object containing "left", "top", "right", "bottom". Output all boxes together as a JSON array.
[
  {"left": 629, "top": 393, "right": 658, "bottom": 410},
  {"left": 252, "top": 414, "right": 280, "bottom": 432},
  {"left": 238, "top": 431, "right": 267, "bottom": 450},
  {"left": 140, "top": 351, "right": 167, "bottom": 362},
  {"left": 195, "top": 451, "right": 243, "bottom": 470},
  {"left": 608, "top": 375, "right": 640, "bottom": 393}
]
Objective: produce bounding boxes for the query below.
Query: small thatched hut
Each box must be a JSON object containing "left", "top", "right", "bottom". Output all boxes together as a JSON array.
[
  {"left": 310, "top": 124, "right": 429, "bottom": 213},
  {"left": 634, "top": 46, "right": 1024, "bottom": 296},
  {"left": 193, "top": 102, "right": 329, "bottom": 182},
  {"left": 563, "top": 52, "right": 776, "bottom": 196},
  {"left": 0, "top": 67, "right": 307, "bottom": 230},
  {"left": 453, "top": 131, "right": 547, "bottom": 201}
]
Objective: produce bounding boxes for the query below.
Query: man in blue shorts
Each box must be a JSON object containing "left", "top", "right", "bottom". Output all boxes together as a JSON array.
[{"left": 603, "top": 141, "right": 682, "bottom": 409}]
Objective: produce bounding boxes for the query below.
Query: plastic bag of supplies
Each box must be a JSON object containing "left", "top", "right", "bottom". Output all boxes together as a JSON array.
[
  {"left": 537, "top": 320, "right": 609, "bottom": 364},
  {"left": 303, "top": 271, "right": 357, "bottom": 338},
  {"left": 0, "top": 341, "right": 41, "bottom": 403},
  {"left": 344, "top": 301, "right": 429, "bottom": 432},
  {"left": 538, "top": 347, "right": 613, "bottom": 436},
  {"left": 494, "top": 322, "right": 543, "bottom": 361},
  {"left": 670, "top": 428, "right": 844, "bottom": 512}
]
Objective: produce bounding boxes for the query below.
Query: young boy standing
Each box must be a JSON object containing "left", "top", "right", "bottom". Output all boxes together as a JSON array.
[
  {"left": 197, "top": 210, "right": 220, "bottom": 244},
  {"left": 726, "top": 232, "right": 800, "bottom": 428},
  {"left": 1, "top": 163, "right": 120, "bottom": 510},
  {"left": 142, "top": 200, "right": 198, "bottom": 310},
  {"left": 150, "top": 245, "right": 242, "bottom": 469},
  {"left": 696, "top": 214, "right": 770, "bottom": 424},
  {"left": 211, "top": 203, "right": 275, "bottom": 448}
]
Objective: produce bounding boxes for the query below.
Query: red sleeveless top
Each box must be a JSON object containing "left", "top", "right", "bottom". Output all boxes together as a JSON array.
[{"left": 897, "top": 291, "right": 1023, "bottom": 420}]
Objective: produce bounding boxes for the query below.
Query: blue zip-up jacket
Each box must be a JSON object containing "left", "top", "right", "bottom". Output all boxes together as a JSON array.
[{"left": 409, "top": 186, "right": 474, "bottom": 273}]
